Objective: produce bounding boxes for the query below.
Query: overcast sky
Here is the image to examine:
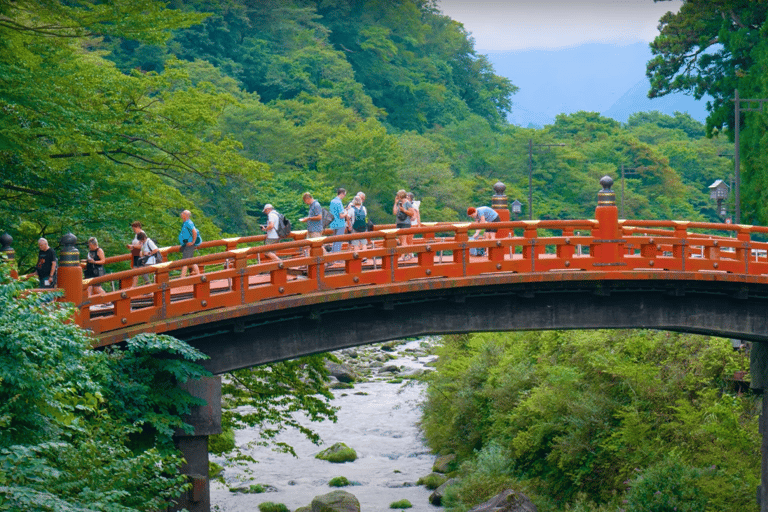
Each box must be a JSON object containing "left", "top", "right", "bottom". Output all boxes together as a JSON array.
[{"left": 437, "top": 0, "right": 683, "bottom": 52}]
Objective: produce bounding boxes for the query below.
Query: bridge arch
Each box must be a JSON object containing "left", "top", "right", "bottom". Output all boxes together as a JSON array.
[{"left": 167, "top": 274, "right": 768, "bottom": 374}]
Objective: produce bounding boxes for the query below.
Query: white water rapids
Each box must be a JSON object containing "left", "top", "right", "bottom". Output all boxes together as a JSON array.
[{"left": 210, "top": 338, "right": 444, "bottom": 512}]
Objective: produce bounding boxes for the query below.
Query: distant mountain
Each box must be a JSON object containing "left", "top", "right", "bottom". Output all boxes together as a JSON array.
[{"left": 482, "top": 42, "right": 709, "bottom": 127}]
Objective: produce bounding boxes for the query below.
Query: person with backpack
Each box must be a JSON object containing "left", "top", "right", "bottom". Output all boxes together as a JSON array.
[
  {"left": 84, "top": 237, "right": 106, "bottom": 296},
  {"left": 260, "top": 204, "right": 282, "bottom": 262},
  {"left": 300, "top": 192, "right": 324, "bottom": 238},
  {"left": 329, "top": 188, "right": 348, "bottom": 254},
  {"left": 178, "top": 209, "right": 201, "bottom": 278},
  {"left": 349, "top": 195, "right": 367, "bottom": 249},
  {"left": 393, "top": 189, "right": 415, "bottom": 261}
]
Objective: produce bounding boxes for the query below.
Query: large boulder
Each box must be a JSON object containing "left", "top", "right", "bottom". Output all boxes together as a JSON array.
[
  {"left": 325, "top": 362, "right": 357, "bottom": 383},
  {"left": 429, "top": 478, "right": 458, "bottom": 506},
  {"left": 315, "top": 442, "right": 358, "bottom": 463},
  {"left": 311, "top": 490, "right": 361, "bottom": 512},
  {"left": 467, "top": 489, "right": 537, "bottom": 512},
  {"left": 432, "top": 454, "right": 456, "bottom": 473}
]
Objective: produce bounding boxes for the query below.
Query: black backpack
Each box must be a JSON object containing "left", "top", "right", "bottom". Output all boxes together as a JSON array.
[
  {"left": 276, "top": 212, "right": 292, "bottom": 238},
  {"left": 321, "top": 207, "right": 334, "bottom": 229},
  {"left": 352, "top": 206, "right": 367, "bottom": 231}
]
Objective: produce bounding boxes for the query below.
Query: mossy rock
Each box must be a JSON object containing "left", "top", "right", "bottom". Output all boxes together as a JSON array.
[
  {"left": 432, "top": 454, "right": 456, "bottom": 473},
  {"left": 315, "top": 442, "right": 358, "bottom": 463},
  {"left": 328, "top": 476, "right": 350, "bottom": 487},
  {"left": 258, "top": 502, "right": 289, "bottom": 512},
  {"left": 229, "top": 483, "right": 276, "bottom": 494},
  {"left": 329, "top": 382, "right": 354, "bottom": 389},
  {"left": 417, "top": 472, "right": 447, "bottom": 490},
  {"left": 209, "top": 428, "right": 235, "bottom": 455},
  {"left": 311, "top": 490, "right": 360, "bottom": 512},
  {"left": 389, "top": 499, "right": 412, "bottom": 509}
]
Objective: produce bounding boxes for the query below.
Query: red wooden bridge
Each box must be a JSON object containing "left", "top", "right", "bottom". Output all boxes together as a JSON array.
[
  {"left": 33, "top": 177, "right": 768, "bottom": 374},
  {"left": 17, "top": 176, "right": 768, "bottom": 512}
]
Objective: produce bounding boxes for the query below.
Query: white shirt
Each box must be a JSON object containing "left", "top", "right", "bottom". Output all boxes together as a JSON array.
[{"left": 267, "top": 210, "right": 279, "bottom": 239}]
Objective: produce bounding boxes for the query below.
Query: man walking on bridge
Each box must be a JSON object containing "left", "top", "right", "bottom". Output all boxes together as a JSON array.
[{"left": 179, "top": 210, "right": 200, "bottom": 278}]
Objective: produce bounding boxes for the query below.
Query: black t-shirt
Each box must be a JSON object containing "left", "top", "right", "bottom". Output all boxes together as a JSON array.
[{"left": 36, "top": 247, "right": 56, "bottom": 277}]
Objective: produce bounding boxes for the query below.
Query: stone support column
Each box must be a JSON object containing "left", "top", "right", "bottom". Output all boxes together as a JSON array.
[
  {"left": 751, "top": 343, "right": 768, "bottom": 511},
  {"left": 171, "top": 376, "right": 222, "bottom": 512}
]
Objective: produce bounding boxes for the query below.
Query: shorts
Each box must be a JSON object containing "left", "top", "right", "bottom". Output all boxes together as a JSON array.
[
  {"left": 182, "top": 244, "right": 196, "bottom": 259},
  {"left": 133, "top": 255, "right": 142, "bottom": 267},
  {"left": 396, "top": 223, "right": 411, "bottom": 229},
  {"left": 264, "top": 238, "right": 280, "bottom": 245},
  {"left": 486, "top": 217, "right": 501, "bottom": 233}
]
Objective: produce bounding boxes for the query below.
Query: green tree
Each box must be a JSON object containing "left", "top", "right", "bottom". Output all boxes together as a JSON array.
[{"left": 0, "top": 263, "right": 209, "bottom": 511}]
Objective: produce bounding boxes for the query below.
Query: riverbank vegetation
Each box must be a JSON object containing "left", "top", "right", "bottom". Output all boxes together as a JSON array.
[
  {"left": 420, "top": 331, "right": 758, "bottom": 511},
  {"left": 0, "top": 264, "right": 210, "bottom": 510}
]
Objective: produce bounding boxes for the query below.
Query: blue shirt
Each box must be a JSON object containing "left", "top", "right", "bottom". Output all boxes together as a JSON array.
[
  {"left": 308, "top": 200, "right": 323, "bottom": 233},
  {"left": 330, "top": 196, "right": 345, "bottom": 229},
  {"left": 179, "top": 219, "right": 197, "bottom": 246},
  {"left": 476, "top": 206, "right": 499, "bottom": 223}
]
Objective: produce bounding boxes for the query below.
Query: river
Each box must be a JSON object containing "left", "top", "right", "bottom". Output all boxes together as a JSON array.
[{"left": 210, "top": 338, "right": 443, "bottom": 512}]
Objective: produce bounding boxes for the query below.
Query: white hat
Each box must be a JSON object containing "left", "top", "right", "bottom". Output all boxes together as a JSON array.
[{"left": 262, "top": 204, "right": 273, "bottom": 212}]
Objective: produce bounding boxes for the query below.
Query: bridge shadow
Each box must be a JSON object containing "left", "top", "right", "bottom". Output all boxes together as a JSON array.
[{"left": 168, "top": 274, "right": 768, "bottom": 375}]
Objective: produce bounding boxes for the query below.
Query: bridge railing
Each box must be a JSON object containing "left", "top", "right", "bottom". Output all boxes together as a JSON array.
[{"left": 61, "top": 216, "right": 768, "bottom": 344}]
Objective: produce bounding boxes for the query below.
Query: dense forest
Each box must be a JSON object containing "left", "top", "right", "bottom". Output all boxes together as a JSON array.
[
  {"left": 0, "top": 0, "right": 740, "bottom": 272},
  {"left": 1, "top": 0, "right": 766, "bottom": 510}
]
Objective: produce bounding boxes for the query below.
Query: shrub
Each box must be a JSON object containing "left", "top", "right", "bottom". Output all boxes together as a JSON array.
[
  {"left": 624, "top": 455, "right": 711, "bottom": 512},
  {"left": 389, "top": 499, "right": 412, "bottom": 509}
]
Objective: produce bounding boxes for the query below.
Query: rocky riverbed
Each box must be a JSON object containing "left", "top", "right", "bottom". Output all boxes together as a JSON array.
[{"left": 210, "top": 338, "right": 444, "bottom": 512}]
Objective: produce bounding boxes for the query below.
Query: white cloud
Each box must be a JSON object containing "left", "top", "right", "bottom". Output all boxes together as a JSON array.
[{"left": 438, "top": 0, "right": 683, "bottom": 51}]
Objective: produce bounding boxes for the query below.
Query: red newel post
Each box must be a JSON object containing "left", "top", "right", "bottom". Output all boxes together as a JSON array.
[
  {"left": 492, "top": 181, "right": 510, "bottom": 238},
  {"left": 57, "top": 233, "right": 83, "bottom": 321},
  {"left": 594, "top": 176, "right": 621, "bottom": 264}
]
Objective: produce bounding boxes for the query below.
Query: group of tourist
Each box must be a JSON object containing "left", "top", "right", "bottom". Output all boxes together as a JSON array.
[{"left": 33, "top": 189, "right": 500, "bottom": 291}]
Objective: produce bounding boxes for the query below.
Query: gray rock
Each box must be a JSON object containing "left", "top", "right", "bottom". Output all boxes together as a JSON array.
[
  {"left": 432, "top": 454, "right": 456, "bottom": 473},
  {"left": 467, "top": 489, "right": 537, "bottom": 512},
  {"left": 378, "top": 364, "right": 400, "bottom": 374},
  {"left": 311, "top": 490, "right": 361, "bottom": 512},
  {"left": 325, "top": 361, "right": 357, "bottom": 383},
  {"left": 429, "top": 478, "right": 458, "bottom": 506}
]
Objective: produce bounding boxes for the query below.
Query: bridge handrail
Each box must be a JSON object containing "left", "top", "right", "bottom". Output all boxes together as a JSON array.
[{"left": 36, "top": 211, "right": 768, "bottom": 345}]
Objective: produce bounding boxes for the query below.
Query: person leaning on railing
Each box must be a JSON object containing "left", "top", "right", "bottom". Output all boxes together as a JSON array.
[{"left": 467, "top": 206, "right": 500, "bottom": 240}]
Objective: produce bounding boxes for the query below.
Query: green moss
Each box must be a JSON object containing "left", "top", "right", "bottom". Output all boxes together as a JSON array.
[
  {"left": 389, "top": 499, "right": 413, "bottom": 509},
  {"left": 209, "top": 461, "right": 224, "bottom": 480},
  {"left": 315, "top": 442, "right": 358, "bottom": 463},
  {"left": 209, "top": 428, "right": 235, "bottom": 455},
  {"left": 258, "top": 502, "right": 289, "bottom": 512},
  {"left": 417, "top": 473, "right": 447, "bottom": 490},
  {"left": 329, "top": 381, "right": 354, "bottom": 389},
  {"left": 328, "top": 476, "right": 350, "bottom": 487}
]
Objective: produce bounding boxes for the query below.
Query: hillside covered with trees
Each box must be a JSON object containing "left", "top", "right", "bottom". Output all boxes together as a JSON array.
[
  {"left": 0, "top": 0, "right": 740, "bottom": 272},
  {"left": 1, "top": 1, "right": 765, "bottom": 510}
]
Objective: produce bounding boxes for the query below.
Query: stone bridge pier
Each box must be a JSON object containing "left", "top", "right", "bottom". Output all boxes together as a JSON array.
[{"left": 170, "top": 376, "right": 222, "bottom": 512}]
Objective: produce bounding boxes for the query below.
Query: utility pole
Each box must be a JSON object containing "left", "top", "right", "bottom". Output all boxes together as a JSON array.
[{"left": 620, "top": 164, "right": 647, "bottom": 219}]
